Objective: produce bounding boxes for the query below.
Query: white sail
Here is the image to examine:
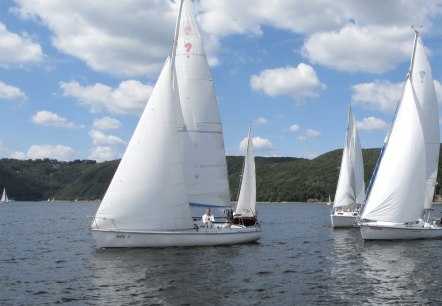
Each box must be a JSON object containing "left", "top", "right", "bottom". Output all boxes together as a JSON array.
[
  {"left": 333, "top": 105, "right": 365, "bottom": 209},
  {"left": 235, "top": 126, "right": 256, "bottom": 218},
  {"left": 1, "top": 188, "right": 8, "bottom": 203},
  {"left": 411, "top": 34, "right": 440, "bottom": 210},
  {"left": 360, "top": 32, "right": 432, "bottom": 224},
  {"left": 94, "top": 57, "right": 193, "bottom": 231},
  {"left": 174, "top": 0, "right": 231, "bottom": 209}
]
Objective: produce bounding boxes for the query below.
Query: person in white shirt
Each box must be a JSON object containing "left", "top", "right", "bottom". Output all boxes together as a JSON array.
[{"left": 202, "top": 208, "right": 215, "bottom": 227}]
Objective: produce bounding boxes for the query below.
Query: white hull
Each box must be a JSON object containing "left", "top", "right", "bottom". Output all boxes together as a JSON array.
[
  {"left": 360, "top": 222, "right": 442, "bottom": 240},
  {"left": 331, "top": 212, "right": 358, "bottom": 228},
  {"left": 91, "top": 226, "right": 261, "bottom": 248}
]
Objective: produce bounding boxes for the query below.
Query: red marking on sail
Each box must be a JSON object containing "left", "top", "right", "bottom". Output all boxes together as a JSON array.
[
  {"left": 184, "top": 26, "right": 192, "bottom": 35},
  {"left": 185, "top": 42, "right": 192, "bottom": 53}
]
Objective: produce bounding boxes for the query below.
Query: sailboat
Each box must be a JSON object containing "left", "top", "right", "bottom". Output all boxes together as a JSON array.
[
  {"left": 233, "top": 126, "right": 258, "bottom": 226},
  {"left": 1, "top": 188, "right": 8, "bottom": 203},
  {"left": 359, "top": 27, "right": 442, "bottom": 240},
  {"left": 90, "top": 0, "right": 261, "bottom": 248},
  {"left": 330, "top": 105, "right": 365, "bottom": 228}
]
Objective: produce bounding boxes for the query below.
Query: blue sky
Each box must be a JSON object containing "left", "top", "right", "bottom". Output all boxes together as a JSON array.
[{"left": 1, "top": 0, "right": 442, "bottom": 162}]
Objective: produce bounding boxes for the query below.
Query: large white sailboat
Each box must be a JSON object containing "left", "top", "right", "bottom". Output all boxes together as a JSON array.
[
  {"left": 359, "top": 27, "right": 442, "bottom": 240},
  {"left": 1, "top": 188, "right": 8, "bottom": 203},
  {"left": 330, "top": 105, "right": 365, "bottom": 228},
  {"left": 90, "top": 0, "right": 261, "bottom": 248},
  {"left": 233, "top": 126, "right": 258, "bottom": 227}
]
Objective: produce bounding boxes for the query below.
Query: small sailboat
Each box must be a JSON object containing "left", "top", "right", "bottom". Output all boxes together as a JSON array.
[
  {"left": 327, "top": 194, "right": 332, "bottom": 205},
  {"left": 330, "top": 105, "right": 365, "bottom": 228},
  {"left": 359, "top": 27, "right": 442, "bottom": 240},
  {"left": 90, "top": 0, "right": 261, "bottom": 248},
  {"left": 1, "top": 188, "right": 9, "bottom": 203},
  {"left": 233, "top": 126, "right": 258, "bottom": 227}
]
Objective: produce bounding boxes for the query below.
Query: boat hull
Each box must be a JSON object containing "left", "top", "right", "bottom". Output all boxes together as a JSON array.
[
  {"left": 330, "top": 212, "right": 358, "bottom": 228},
  {"left": 90, "top": 226, "right": 261, "bottom": 248},
  {"left": 360, "top": 223, "right": 442, "bottom": 240}
]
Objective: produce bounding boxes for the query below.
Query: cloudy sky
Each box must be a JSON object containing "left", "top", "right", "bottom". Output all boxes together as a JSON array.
[{"left": 1, "top": 0, "right": 442, "bottom": 162}]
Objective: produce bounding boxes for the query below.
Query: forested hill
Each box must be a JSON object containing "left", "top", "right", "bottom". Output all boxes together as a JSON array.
[{"left": 1, "top": 147, "right": 441, "bottom": 202}]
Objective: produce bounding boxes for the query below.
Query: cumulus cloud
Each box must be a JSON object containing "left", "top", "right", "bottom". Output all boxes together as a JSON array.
[
  {"left": 31, "top": 110, "right": 75, "bottom": 128},
  {"left": 250, "top": 63, "right": 326, "bottom": 100},
  {"left": 239, "top": 136, "right": 273, "bottom": 153},
  {"left": 93, "top": 117, "right": 122, "bottom": 130},
  {"left": 27, "top": 145, "right": 74, "bottom": 161},
  {"left": 302, "top": 25, "right": 412, "bottom": 73},
  {"left": 351, "top": 80, "right": 403, "bottom": 113},
  {"left": 0, "top": 22, "right": 43, "bottom": 67},
  {"left": 10, "top": 151, "right": 26, "bottom": 160},
  {"left": 89, "top": 129, "right": 126, "bottom": 146},
  {"left": 288, "top": 124, "right": 301, "bottom": 132},
  {"left": 13, "top": 1, "right": 176, "bottom": 77},
  {"left": 255, "top": 117, "right": 268, "bottom": 126},
  {"left": 89, "top": 146, "right": 116, "bottom": 162},
  {"left": 0, "top": 82, "right": 27, "bottom": 101},
  {"left": 296, "top": 128, "right": 321, "bottom": 142},
  {"left": 357, "top": 117, "right": 389, "bottom": 131},
  {"left": 60, "top": 80, "right": 153, "bottom": 115}
]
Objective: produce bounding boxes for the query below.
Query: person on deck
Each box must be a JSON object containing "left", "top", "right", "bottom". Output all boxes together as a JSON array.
[{"left": 202, "top": 208, "right": 215, "bottom": 227}]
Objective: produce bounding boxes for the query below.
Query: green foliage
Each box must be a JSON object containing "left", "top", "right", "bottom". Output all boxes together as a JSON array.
[{"left": 0, "top": 145, "right": 440, "bottom": 202}]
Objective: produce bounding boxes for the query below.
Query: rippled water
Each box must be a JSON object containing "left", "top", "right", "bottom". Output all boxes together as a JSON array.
[{"left": 1, "top": 202, "right": 441, "bottom": 305}]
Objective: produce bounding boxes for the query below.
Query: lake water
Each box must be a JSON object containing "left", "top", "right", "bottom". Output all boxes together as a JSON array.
[{"left": 1, "top": 202, "right": 442, "bottom": 305}]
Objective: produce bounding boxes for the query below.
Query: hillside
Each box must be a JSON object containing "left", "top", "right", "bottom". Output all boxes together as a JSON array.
[{"left": 1, "top": 147, "right": 441, "bottom": 202}]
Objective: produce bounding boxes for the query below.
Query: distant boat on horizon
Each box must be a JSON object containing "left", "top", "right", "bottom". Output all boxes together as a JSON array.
[{"left": 1, "top": 188, "right": 9, "bottom": 203}]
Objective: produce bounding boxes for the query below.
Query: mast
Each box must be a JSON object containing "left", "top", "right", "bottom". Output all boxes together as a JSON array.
[
  {"left": 408, "top": 25, "right": 421, "bottom": 80},
  {"left": 170, "top": 0, "right": 184, "bottom": 68}
]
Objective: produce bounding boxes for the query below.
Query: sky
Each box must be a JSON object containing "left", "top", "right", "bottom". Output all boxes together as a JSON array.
[{"left": 1, "top": 0, "right": 442, "bottom": 162}]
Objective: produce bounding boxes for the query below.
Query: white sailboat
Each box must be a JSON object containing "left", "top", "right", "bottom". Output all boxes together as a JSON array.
[
  {"left": 330, "top": 105, "right": 365, "bottom": 228},
  {"left": 359, "top": 27, "right": 442, "bottom": 240},
  {"left": 1, "top": 188, "right": 8, "bottom": 203},
  {"left": 90, "top": 0, "right": 261, "bottom": 248},
  {"left": 233, "top": 126, "right": 258, "bottom": 227}
]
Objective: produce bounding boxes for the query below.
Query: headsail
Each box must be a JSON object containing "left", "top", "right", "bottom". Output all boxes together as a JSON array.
[
  {"left": 235, "top": 126, "right": 256, "bottom": 218},
  {"left": 175, "top": 0, "right": 231, "bottom": 209}
]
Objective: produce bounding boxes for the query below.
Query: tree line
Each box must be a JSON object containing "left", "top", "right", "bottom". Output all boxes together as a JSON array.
[{"left": 1, "top": 147, "right": 441, "bottom": 202}]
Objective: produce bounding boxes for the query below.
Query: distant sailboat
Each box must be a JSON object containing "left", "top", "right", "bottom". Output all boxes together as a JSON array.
[
  {"left": 359, "top": 27, "right": 442, "bottom": 239},
  {"left": 1, "top": 188, "right": 9, "bottom": 203},
  {"left": 233, "top": 126, "right": 258, "bottom": 226},
  {"left": 330, "top": 105, "right": 365, "bottom": 228},
  {"left": 90, "top": 0, "right": 261, "bottom": 248}
]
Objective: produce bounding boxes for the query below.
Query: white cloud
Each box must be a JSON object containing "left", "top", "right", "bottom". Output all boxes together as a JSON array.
[
  {"left": 89, "top": 129, "right": 126, "bottom": 146},
  {"left": 351, "top": 80, "right": 403, "bottom": 113},
  {"left": 0, "top": 22, "right": 43, "bottom": 67},
  {"left": 296, "top": 135, "right": 307, "bottom": 142},
  {"left": 31, "top": 110, "right": 75, "bottom": 128},
  {"left": 60, "top": 80, "right": 153, "bottom": 115},
  {"left": 250, "top": 63, "right": 326, "bottom": 100},
  {"left": 89, "top": 146, "right": 116, "bottom": 162},
  {"left": 27, "top": 145, "right": 74, "bottom": 161},
  {"left": 93, "top": 117, "right": 122, "bottom": 130},
  {"left": 0, "top": 82, "right": 27, "bottom": 101},
  {"left": 306, "top": 128, "right": 321, "bottom": 138},
  {"left": 255, "top": 117, "right": 268, "bottom": 126},
  {"left": 357, "top": 117, "right": 389, "bottom": 131},
  {"left": 302, "top": 25, "right": 411, "bottom": 73},
  {"left": 10, "top": 151, "right": 26, "bottom": 159},
  {"left": 288, "top": 124, "right": 301, "bottom": 132},
  {"left": 13, "top": 1, "right": 176, "bottom": 77},
  {"left": 239, "top": 136, "right": 273, "bottom": 153}
]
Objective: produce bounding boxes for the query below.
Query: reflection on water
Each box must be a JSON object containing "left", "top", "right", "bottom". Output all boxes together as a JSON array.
[
  {"left": 88, "top": 247, "right": 240, "bottom": 305},
  {"left": 360, "top": 240, "right": 437, "bottom": 305}
]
